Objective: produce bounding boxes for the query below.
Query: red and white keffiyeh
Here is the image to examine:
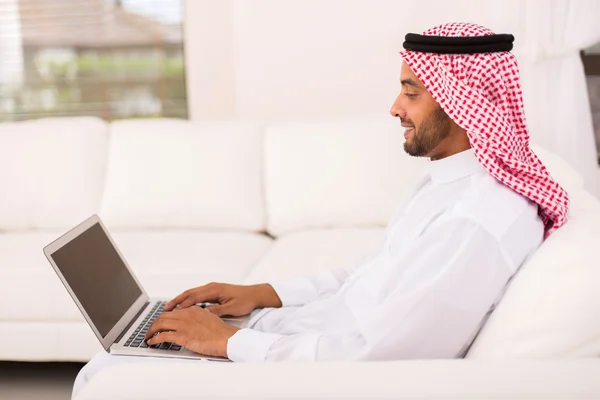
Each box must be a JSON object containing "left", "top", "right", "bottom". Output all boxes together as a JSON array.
[{"left": 400, "top": 22, "right": 569, "bottom": 236}]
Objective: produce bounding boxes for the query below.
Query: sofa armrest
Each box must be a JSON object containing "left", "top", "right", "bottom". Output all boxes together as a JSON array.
[{"left": 76, "top": 359, "right": 600, "bottom": 400}]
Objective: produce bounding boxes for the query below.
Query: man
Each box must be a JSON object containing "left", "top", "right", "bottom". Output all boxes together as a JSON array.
[{"left": 74, "top": 22, "right": 569, "bottom": 392}]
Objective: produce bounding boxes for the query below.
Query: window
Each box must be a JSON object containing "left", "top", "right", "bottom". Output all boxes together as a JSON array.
[
  {"left": 582, "top": 43, "right": 600, "bottom": 165},
  {"left": 0, "top": 0, "right": 187, "bottom": 122}
]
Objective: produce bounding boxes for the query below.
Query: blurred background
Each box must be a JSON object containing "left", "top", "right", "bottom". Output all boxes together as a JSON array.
[
  {"left": 1, "top": 1, "right": 599, "bottom": 399},
  {"left": 0, "top": 0, "right": 187, "bottom": 122},
  {"left": 583, "top": 42, "right": 600, "bottom": 165},
  {"left": 1, "top": 0, "right": 599, "bottom": 190}
]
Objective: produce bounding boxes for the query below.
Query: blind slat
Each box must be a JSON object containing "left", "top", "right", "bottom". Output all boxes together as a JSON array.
[{"left": 0, "top": 0, "right": 187, "bottom": 121}]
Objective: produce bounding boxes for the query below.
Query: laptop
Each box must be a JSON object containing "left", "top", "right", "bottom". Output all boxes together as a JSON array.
[{"left": 43, "top": 214, "right": 247, "bottom": 361}]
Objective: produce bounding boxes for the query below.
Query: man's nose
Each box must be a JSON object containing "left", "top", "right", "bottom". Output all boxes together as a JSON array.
[{"left": 389, "top": 95, "right": 406, "bottom": 118}]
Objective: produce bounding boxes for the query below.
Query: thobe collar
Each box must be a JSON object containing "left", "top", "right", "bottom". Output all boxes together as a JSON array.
[{"left": 427, "top": 148, "right": 485, "bottom": 185}]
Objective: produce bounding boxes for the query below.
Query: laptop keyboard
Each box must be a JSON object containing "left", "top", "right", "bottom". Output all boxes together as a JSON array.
[{"left": 123, "top": 301, "right": 182, "bottom": 351}]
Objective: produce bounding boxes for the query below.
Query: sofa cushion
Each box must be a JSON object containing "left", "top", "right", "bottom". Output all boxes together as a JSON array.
[
  {"left": 466, "top": 212, "right": 600, "bottom": 358},
  {"left": 467, "top": 148, "right": 600, "bottom": 358},
  {"left": 530, "top": 144, "right": 585, "bottom": 191},
  {"left": 0, "top": 230, "right": 272, "bottom": 322},
  {"left": 75, "top": 359, "right": 600, "bottom": 400},
  {"left": 244, "top": 228, "right": 385, "bottom": 284},
  {"left": 263, "top": 116, "right": 427, "bottom": 236},
  {"left": 0, "top": 117, "right": 108, "bottom": 230},
  {"left": 0, "top": 321, "right": 99, "bottom": 362},
  {"left": 110, "top": 230, "right": 273, "bottom": 296},
  {"left": 530, "top": 145, "right": 600, "bottom": 217},
  {"left": 0, "top": 231, "right": 79, "bottom": 320},
  {"left": 101, "top": 119, "right": 266, "bottom": 231}
]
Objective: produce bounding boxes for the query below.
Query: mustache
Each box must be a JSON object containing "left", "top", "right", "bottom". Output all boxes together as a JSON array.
[{"left": 400, "top": 117, "right": 415, "bottom": 127}]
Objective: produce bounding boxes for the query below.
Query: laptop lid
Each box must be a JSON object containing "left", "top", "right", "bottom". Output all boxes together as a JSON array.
[{"left": 43, "top": 215, "right": 149, "bottom": 351}]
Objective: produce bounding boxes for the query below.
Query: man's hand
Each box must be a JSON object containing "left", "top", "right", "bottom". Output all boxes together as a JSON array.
[
  {"left": 144, "top": 307, "right": 240, "bottom": 358},
  {"left": 164, "top": 282, "right": 282, "bottom": 317}
]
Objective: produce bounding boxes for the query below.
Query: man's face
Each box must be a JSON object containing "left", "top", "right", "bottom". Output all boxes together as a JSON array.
[{"left": 389, "top": 62, "right": 452, "bottom": 158}]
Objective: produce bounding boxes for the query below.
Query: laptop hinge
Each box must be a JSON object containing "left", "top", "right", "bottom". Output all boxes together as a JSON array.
[{"left": 115, "top": 301, "right": 150, "bottom": 344}]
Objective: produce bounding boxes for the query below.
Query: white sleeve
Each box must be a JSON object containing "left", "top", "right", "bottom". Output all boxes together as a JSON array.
[
  {"left": 268, "top": 202, "right": 409, "bottom": 308},
  {"left": 268, "top": 243, "right": 386, "bottom": 307},
  {"left": 227, "top": 217, "right": 515, "bottom": 362},
  {"left": 269, "top": 195, "right": 418, "bottom": 307},
  {"left": 268, "top": 265, "right": 360, "bottom": 307}
]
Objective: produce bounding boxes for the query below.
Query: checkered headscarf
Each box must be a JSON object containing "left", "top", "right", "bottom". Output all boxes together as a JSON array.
[{"left": 400, "top": 23, "right": 569, "bottom": 236}]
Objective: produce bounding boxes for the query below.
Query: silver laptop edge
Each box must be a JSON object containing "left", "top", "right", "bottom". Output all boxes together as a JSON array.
[{"left": 43, "top": 214, "right": 245, "bottom": 361}]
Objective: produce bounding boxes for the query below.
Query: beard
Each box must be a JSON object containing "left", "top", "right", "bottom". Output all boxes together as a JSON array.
[{"left": 403, "top": 106, "right": 452, "bottom": 157}]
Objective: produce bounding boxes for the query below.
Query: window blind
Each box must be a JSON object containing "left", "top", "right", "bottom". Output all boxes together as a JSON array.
[{"left": 0, "top": 0, "right": 187, "bottom": 122}]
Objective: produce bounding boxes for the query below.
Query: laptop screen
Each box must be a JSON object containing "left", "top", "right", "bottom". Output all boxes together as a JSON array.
[{"left": 50, "top": 223, "right": 142, "bottom": 337}]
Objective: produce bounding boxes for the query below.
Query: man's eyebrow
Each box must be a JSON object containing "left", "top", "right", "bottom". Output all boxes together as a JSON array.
[{"left": 400, "top": 79, "right": 422, "bottom": 89}]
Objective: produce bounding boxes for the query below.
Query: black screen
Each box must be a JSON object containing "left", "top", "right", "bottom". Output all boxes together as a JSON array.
[{"left": 51, "top": 223, "right": 142, "bottom": 337}]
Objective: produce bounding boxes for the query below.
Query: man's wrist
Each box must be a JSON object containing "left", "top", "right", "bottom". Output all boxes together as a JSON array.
[{"left": 253, "top": 283, "right": 282, "bottom": 309}]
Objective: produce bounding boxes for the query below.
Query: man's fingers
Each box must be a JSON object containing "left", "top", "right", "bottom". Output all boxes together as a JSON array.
[
  {"left": 166, "top": 285, "right": 220, "bottom": 311},
  {"left": 176, "top": 296, "right": 203, "bottom": 310},
  {"left": 147, "top": 331, "right": 181, "bottom": 346},
  {"left": 145, "top": 318, "right": 181, "bottom": 340},
  {"left": 164, "top": 291, "right": 190, "bottom": 311},
  {"left": 206, "top": 304, "right": 230, "bottom": 317}
]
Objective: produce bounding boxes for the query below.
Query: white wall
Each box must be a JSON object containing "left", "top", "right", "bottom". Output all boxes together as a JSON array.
[
  {"left": 183, "top": 0, "right": 235, "bottom": 120},
  {"left": 183, "top": 0, "right": 600, "bottom": 196},
  {"left": 184, "top": 0, "right": 489, "bottom": 121},
  {"left": 232, "top": 0, "right": 405, "bottom": 121}
]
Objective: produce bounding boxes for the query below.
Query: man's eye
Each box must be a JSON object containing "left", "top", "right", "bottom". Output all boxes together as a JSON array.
[{"left": 404, "top": 93, "right": 416, "bottom": 99}]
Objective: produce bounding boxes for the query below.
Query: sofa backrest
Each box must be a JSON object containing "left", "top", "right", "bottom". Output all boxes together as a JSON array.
[
  {"left": 100, "top": 119, "right": 266, "bottom": 231},
  {"left": 466, "top": 147, "right": 600, "bottom": 358},
  {"left": 0, "top": 117, "right": 108, "bottom": 230},
  {"left": 0, "top": 116, "right": 596, "bottom": 237},
  {"left": 263, "top": 116, "right": 428, "bottom": 236},
  {"left": 467, "top": 211, "right": 600, "bottom": 358}
]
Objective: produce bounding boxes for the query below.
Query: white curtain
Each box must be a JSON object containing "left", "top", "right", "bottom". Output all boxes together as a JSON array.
[{"left": 486, "top": 0, "right": 600, "bottom": 197}]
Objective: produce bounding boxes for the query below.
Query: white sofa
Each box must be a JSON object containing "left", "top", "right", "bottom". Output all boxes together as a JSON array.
[{"left": 1, "top": 116, "right": 599, "bottom": 399}]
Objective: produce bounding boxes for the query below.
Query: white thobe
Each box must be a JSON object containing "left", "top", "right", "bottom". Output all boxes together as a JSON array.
[
  {"left": 227, "top": 148, "right": 544, "bottom": 362},
  {"left": 73, "top": 149, "right": 544, "bottom": 396}
]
